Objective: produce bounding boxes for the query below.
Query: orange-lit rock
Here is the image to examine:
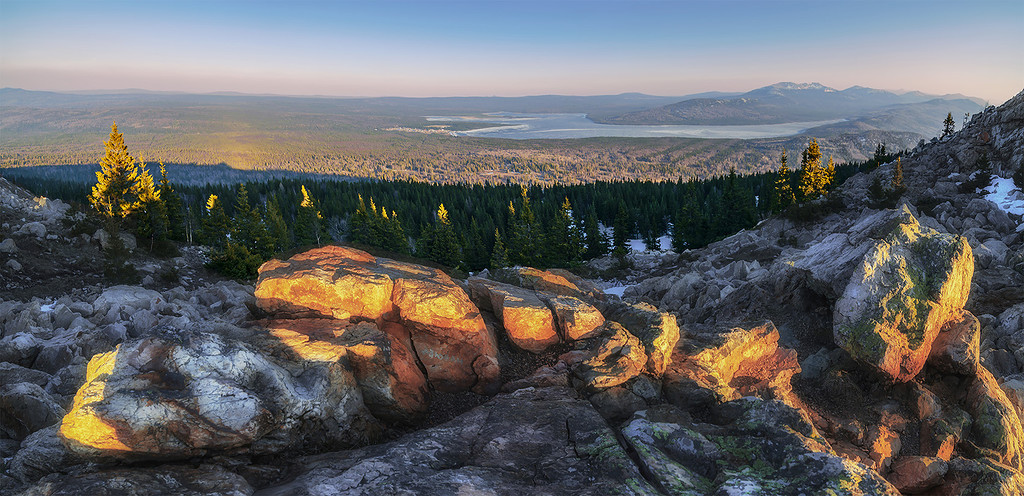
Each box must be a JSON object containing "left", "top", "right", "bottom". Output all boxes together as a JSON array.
[
  {"left": 664, "top": 321, "right": 799, "bottom": 404},
  {"left": 867, "top": 424, "right": 902, "bottom": 472},
  {"left": 603, "top": 301, "right": 680, "bottom": 376},
  {"left": 965, "top": 366, "right": 1024, "bottom": 470},
  {"left": 467, "top": 278, "right": 559, "bottom": 354},
  {"left": 927, "top": 309, "right": 980, "bottom": 376},
  {"left": 254, "top": 245, "right": 394, "bottom": 320},
  {"left": 491, "top": 266, "right": 597, "bottom": 301},
  {"left": 833, "top": 211, "right": 973, "bottom": 382},
  {"left": 543, "top": 295, "right": 605, "bottom": 341},
  {"left": 391, "top": 277, "right": 499, "bottom": 393},
  {"left": 256, "top": 246, "right": 501, "bottom": 395},
  {"left": 257, "top": 318, "right": 429, "bottom": 423},
  {"left": 886, "top": 456, "right": 948, "bottom": 493},
  {"left": 60, "top": 332, "right": 378, "bottom": 460},
  {"left": 570, "top": 321, "right": 647, "bottom": 393}
]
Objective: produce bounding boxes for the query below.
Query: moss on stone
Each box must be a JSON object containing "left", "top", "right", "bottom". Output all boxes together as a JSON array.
[{"left": 839, "top": 320, "right": 887, "bottom": 364}]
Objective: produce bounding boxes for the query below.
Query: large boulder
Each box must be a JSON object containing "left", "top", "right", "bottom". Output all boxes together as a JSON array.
[
  {"left": 491, "top": 266, "right": 604, "bottom": 302},
  {"left": 468, "top": 278, "right": 559, "bottom": 353},
  {"left": 664, "top": 321, "right": 800, "bottom": 406},
  {"left": 0, "top": 382, "right": 66, "bottom": 441},
  {"left": 964, "top": 367, "right": 1024, "bottom": 470},
  {"left": 255, "top": 246, "right": 500, "bottom": 394},
  {"left": 544, "top": 295, "right": 605, "bottom": 341},
  {"left": 256, "top": 318, "right": 429, "bottom": 423},
  {"left": 834, "top": 213, "right": 973, "bottom": 382},
  {"left": 259, "top": 387, "right": 658, "bottom": 495},
  {"left": 18, "top": 465, "right": 254, "bottom": 496},
  {"left": 60, "top": 330, "right": 379, "bottom": 460},
  {"left": 927, "top": 309, "right": 981, "bottom": 375},
  {"left": 570, "top": 321, "right": 648, "bottom": 393},
  {"left": 602, "top": 301, "right": 680, "bottom": 376}
]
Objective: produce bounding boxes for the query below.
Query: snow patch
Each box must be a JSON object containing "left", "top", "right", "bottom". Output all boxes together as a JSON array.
[
  {"left": 984, "top": 176, "right": 1024, "bottom": 221},
  {"left": 604, "top": 286, "right": 628, "bottom": 297}
]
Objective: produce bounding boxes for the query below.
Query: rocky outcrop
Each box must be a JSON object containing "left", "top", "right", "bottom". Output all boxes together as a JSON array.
[
  {"left": 468, "top": 277, "right": 560, "bottom": 353},
  {"left": 60, "top": 330, "right": 379, "bottom": 459},
  {"left": 569, "top": 321, "right": 648, "bottom": 393},
  {"left": 258, "top": 387, "right": 658, "bottom": 495},
  {"left": 602, "top": 301, "right": 680, "bottom": 376},
  {"left": 928, "top": 309, "right": 981, "bottom": 375},
  {"left": 833, "top": 210, "right": 973, "bottom": 382},
  {"left": 19, "top": 465, "right": 254, "bottom": 496},
  {"left": 255, "top": 246, "right": 500, "bottom": 394}
]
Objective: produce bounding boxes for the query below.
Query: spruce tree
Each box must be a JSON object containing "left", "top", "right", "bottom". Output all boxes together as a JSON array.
[
  {"left": 423, "top": 203, "right": 461, "bottom": 268},
  {"left": 891, "top": 157, "right": 905, "bottom": 193},
  {"left": 89, "top": 122, "right": 156, "bottom": 220},
  {"left": 201, "top": 194, "right": 229, "bottom": 249},
  {"left": 490, "top": 228, "right": 510, "bottom": 269},
  {"left": 546, "top": 197, "right": 584, "bottom": 267},
  {"left": 508, "top": 188, "right": 540, "bottom": 266},
  {"left": 583, "top": 209, "right": 610, "bottom": 259},
  {"left": 772, "top": 150, "right": 795, "bottom": 212},
  {"left": 383, "top": 209, "right": 409, "bottom": 254},
  {"left": 612, "top": 203, "right": 632, "bottom": 256},
  {"left": 264, "top": 194, "right": 291, "bottom": 253},
  {"left": 943, "top": 112, "right": 956, "bottom": 137},
  {"left": 797, "top": 139, "right": 824, "bottom": 201},
  {"left": 158, "top": 163, "right": 186, "bottom": 241},
  {"left": 295, "top": 185, "right": 323, "bottom": 246},
  {"left": 232, "top": 183, "right": 274, "bottom": 257}
]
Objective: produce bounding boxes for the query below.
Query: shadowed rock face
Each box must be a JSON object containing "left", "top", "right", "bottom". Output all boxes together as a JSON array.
[
  {"left": 254, "top": 246, "right": 500, "bottom": 395},
  {"left": 834, "top": 210, "right": 973, "bottom": 382},
  {"left": 60, "top": 331, "right": 379, "bottom": 460}
]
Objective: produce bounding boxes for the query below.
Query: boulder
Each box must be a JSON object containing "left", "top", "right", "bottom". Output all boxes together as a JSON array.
[
  {"left": 259, "top": 387, "right": 658, "bottom": 495},
  {"left": 491, "top": 266, "right": 602, "bottom": 301},
  {"left": 886, "top": 456, "right": 948, "bottom": 494},
  {"left": 18, "top": 465, "right": 254, "bottom": 496},
  {"left": 570, "top": 321, "right": 647, "bottom": 393},
  {"left": 0, "top": 382, "right": 66, "bottom": 440},
  {"left": 7, "top": 425, "right": 83, "bottom": 483},
  {"left": 0, "top": 237, "right": 16, "bottom": 253},
  {"left": 964, "top": 366, "right": 1024, "bottom": 470},
  {"left": 543, "top": 295, "right": 605, "bottom": 341},
  {"left": 927, "top": 309, "right": 981, "bottom": 375},
  {"left": 257, "top": 318, "right": 429, "bottom": 423},
  {"left": 664, "top": 321, "right": 800, "bottom": 405},
  {"left": 255, "top": 246, "right": 500, "bottom": 394},
  {"left": 92, "top": 286, "right": 164, "bottom": 317},
  {"left": 0, "top": 361, "right": 52, "bottom": 387},
  {"left": 602, "top": 301, "right": 680, "bottom": 376},
  {"left": 60, "top": 330, "right": 379, "bottom": 460},
  {"left": 18, "top": 221, "right": 47, "bottom": 238},
  {"left": 834, "top": 212, "right": 973, "bottom": 382},
  {"left": 468, "top": 278, "right": 559, "bottom": 353}
]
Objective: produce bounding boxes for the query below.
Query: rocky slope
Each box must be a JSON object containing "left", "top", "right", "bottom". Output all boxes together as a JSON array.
[{"left": 1, "top": 89, "right": 1023, "bottom": 495}]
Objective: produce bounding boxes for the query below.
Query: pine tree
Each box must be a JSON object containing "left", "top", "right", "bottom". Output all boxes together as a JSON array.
[
  {"left": 943, "top": 112, "right": 956, "bottom": 137},
  {"left": 583, "top": 209, "right": 610, "bottom": 259},
  {"left": 490, "top": 228, "right": 510, "bottom": 269},
  {"left": 232, "top": 183, "right": 274, "bottom": 257},
  {"left": 823, "top": 156, "right": 836, "bottom": 191},
  {"left": 719, "top": 167, "right": 757, "bottom": 233},
  {"left": 797, "top": 138, "right": 824, "bottom": 201},
  {"left": 349, "top": 194, "right": 372, "bottom": 244},
  {"left": 264, "top": 194, "right": 291, "bottom": 253},
  {"left": 295, "top": 185, "right": 323, "bottom": 246},
  {"left": 545, "top": 197, "right": 584, "bottom": 267},
  {"left": 772, "top": 150, "right": 795, "bottom": 212},
  {"left": 508, "top": 188, "right": 540, "bottom": 266},
  {"left": 421, "top": 203, "right": 461, "bottom": 268},
  {"left": 88, "top": 122, "right": 157, "bottom": 220},
  {"left": 201, "top": 194, "right": 229, "bottom": 249},
  {"left": 873, "top": 143, "right": 888, "bottom": 166},
  {"left": 891, "top": 157, "right": 905, "bottom": 193},
  {"left": 158, "top": 163, "right": 186, "bottom": 241},
  {"left": 612, "top": 203, "right": 632, "bottom": 256},
  {"left": 383, "top": 209, "right": 409, "bottom": 254},
  {"left": 463, "top": 217, "right": 488, "bottom": 271}
]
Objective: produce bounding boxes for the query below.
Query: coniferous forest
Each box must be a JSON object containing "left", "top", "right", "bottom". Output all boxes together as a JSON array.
[{"left": 7, "top": 125, "right": 899, "bottom": 279}]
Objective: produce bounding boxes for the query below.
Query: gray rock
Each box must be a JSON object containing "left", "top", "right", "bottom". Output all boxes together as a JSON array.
[
  {"left": 6, "top": 259, "right": 23, "bottom": 272},
  {"left": 0, "top": 382, "right": 66, "bottom": 441},
  {"left": 0, "top": 238, "right": 17, "bottom": 253},
  {"left": 260, "top": 386, "right": 658, "bottom": 495},
  {"left": 6, "top": 425, "right": 83, "bottom": 483},
  {"left": 18, "top": 465, "right": 254, "bottom": 496},
  {"left": 0, "top": 362, "right": 52, "bottom": 387},
  {"left": 0, "top": 332, "right": 42, "bottom": 367},
  {"left": 18, "top": 221, "right": 46, "bottom": 238}
]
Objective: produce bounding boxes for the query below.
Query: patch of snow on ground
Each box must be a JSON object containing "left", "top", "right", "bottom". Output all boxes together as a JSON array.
[
  {"left": 39, "top": 302, "right": 56, "bottom": 313},
  {"left": 604, "top": 286, "right": 628, "bottom": 297},
  {"left": 626, "top": 236, "right": 674, "bottom": 253},
  {"left": 984, "top": 176, "right": 1024, "bottom": 225}
]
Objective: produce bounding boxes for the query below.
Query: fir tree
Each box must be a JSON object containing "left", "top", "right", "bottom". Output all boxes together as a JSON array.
[
  {"left": 421, "top": 203, "right": 461, "bottom": 268},
  {"left": 943, "top": 112, "right": 956, "bottom": 137},
  {"left": 719, "top": 167, "right": 757, "bottom": 232},
  {"left": 771, "top": 150, "right": 795, "bottom": 213},
  {"left": 201, "top": 194, "right": 229, "bottom": 249},
  {"left": 158, "top": 163, "right": 186, "bottom": 241},
  {"left": 872, "top": 143, "right": 888, "bottom": 166},
  {"left": 546, "top": 197, "right": 584, "bottom": 267},
  {"left": 383, "top": 209, "right": 409, "bottom": 254},
  {"left": 612, "top": 203, "right": 632, "bottom": 256},
  {"left": 823, "top": 156, "right": 836, "bottom": 191},
  {"left": 88, "top": 122, "right": 157, "bottom": 220},
  {"left": 797, "top": 138, "right": 824, "bottom": 201},
  {"left": 508, "top": 188, "right": 540, "bottom": 266},
  {"left": 463, "top": 217, "right": 489, "bottom": 271},
  {"left": 295, "top": 185, "right": 323, "bottom": 246},
  {"left": 232, "top": 183, "right": 274, "bottom": 257},
  {"left": 583, "top": 209, "right": 610, "bottom": 259},
  {"left": 264, "top": 194, "right": 291, "bottom": 253},
  {"left": 891, "top": 157, "right": 905, "bottom": 193},
  {"left": 490, "top": 228, "right": 510, "bottom": 269}
]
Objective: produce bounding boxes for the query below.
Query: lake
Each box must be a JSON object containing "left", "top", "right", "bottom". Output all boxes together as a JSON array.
[{"left": 425, "top": 112, "right": 842, "bottom": 140}]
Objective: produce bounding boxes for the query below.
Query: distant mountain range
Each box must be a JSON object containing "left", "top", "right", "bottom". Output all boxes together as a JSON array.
[{"left": 596, "top": 82, "right": 986, "bottom": 126}]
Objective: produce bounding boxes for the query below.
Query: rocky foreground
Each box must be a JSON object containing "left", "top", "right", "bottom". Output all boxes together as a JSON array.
[{"left": 1, "top": 91, "right": 1023, "bottom": 495}]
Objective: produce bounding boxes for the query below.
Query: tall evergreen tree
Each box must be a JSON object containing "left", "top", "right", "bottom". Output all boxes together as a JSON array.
[
  {"left": 158, "top": 163, "right": 186, "bottom": 241},
  {"left": 490, "top": 228, "right": 510, "bottom": 269},
  {"left": 797, "top": 138, "right": 824, "bottom": 201},
  {"left": 943, "top": 112, "right": 956, "bottom": 137},
  {"left": 771, "top": 150, "right": 795, "bottom": 212},
  {"left": 545, "top": 197, "right": 584, "bottom": 267},
  {"left": 612, "top": 203, "right": 632, "bottom": 255},
  {"left": 295, "top": 185, "right": 323, "bottom": 246},
  {"left": 88, "top": 122, "right": 157, "bottom": 220},
  {"left": 719, "top": 167, "right": 757, "bottom": 233},
  {"left": 583, "top": 209, "right": 610, "bottom": 259},
  {"left": 421, "top": 203, "right": 461, "bottom": 268},
  {"left": 264, "top": 194, "right": 291, "bottom": 253},
  {"left": 232, "top": 183, "right": 274, "bottom": 257},
  {"left": 201, "top": 194, "right": 229, "bottom": 249},
  {"left": 508, "top": 188, "right": 540, "bottom": 266}
]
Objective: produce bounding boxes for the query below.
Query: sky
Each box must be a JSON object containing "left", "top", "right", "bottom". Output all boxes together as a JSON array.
[{"left": 1, "top": 0, "right": 1022, "bottom": 104}]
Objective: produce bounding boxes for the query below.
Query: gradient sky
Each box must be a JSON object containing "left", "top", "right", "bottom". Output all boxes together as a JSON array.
[{"left": 1, "top": 0, "right": 1022, "bottom": 104}]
